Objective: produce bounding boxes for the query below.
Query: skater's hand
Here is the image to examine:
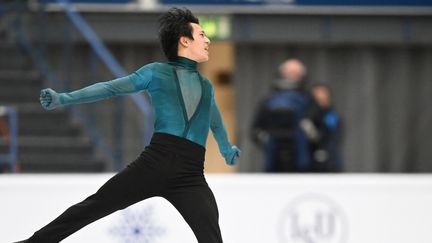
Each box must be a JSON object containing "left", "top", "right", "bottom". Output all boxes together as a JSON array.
[
  {"left": 40, "top": 88, "right": 61, "bottom": 110},
  {"left": 223, "top": 146, "right": 241, "bottom": 166}
]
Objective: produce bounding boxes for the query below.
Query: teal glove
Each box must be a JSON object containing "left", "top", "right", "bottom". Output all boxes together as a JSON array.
[
  {"left": 222, "top": 145, "right": 241, "bottom": 166},
  {"left": 40, "top": 88, "right": 62, "bottom": 110}
]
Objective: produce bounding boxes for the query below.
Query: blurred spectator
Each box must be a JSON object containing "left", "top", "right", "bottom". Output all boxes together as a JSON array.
[
  {"left": 0, "top": 117, "right": 10, "bottom": 143},
  {"left": 251, "top": 59, "right": 314, "bottom": 172},
  {"left": 0, "top": 113, "right": 10, "bottom": 173},
  {"left": 304, "top": 83, "right": 343, "bottom": 172}
]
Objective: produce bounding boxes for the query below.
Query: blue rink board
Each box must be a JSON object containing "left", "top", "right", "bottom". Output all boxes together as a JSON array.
[
  {"left": 160, "top": 0, "right": 432, "bottom": 5},
  {"left": 44, "top": 0, "right": 131, "bottom": 3},
  {"left": 43, "top": 0, "right": 432, "bottom": 6}
]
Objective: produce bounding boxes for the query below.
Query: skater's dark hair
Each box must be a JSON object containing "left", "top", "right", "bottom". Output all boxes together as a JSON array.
[{"left": 158, "top": 7, "right": 199, "bottom": 61}]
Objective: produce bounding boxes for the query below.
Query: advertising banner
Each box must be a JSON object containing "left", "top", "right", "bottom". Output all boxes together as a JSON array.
[{"left": 1, "top": 174, "right": 432, "bottom": 243}]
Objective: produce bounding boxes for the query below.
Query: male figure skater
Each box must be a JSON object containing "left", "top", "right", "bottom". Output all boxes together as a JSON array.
[{"left": 15, "top": 7, "right": 240, "bottom": 243}]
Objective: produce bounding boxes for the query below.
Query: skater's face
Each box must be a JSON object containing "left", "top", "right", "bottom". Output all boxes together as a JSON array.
[{"left": 179, "top": 23, "right": 211, "bottom": 63}]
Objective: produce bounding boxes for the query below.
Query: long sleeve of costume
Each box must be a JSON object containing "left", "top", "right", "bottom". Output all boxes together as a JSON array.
[
  {"left": 210, "top": 96, "right": 231, "bottom": 154},
  {"left": 59, "top": 65, "right": 153, "bottom": 105},
  {"left": 209, "top": 89, "right": 239, "bottom": 164},
  {"left": 40, "top": 57, "right": 238, "bottom": 155}
]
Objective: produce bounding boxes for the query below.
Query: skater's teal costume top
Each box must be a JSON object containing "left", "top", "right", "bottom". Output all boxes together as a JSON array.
[{"left": 41, "top": 57, "right": 239, "bottom": 164}]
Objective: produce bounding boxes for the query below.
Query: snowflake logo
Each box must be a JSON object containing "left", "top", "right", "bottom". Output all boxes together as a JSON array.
[{"left": 110, "top": 206, "right": 166, "bottom": 243}]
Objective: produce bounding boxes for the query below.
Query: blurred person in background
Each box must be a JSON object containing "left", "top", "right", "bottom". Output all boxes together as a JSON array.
[
  {"left": 0, "top": 114, "right": 10, "bottom": 173},
  {"left": 304, "top": 83, "right": 343, "bottom": 172},
  {"left": 251, "top": 59, "right": 314, "bottom": 172},
  {"left": 14, "top": 7, "right": 239, "bottom": 243}
]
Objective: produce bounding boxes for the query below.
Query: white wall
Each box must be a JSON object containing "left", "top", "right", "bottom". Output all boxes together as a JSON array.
[{"left": 1, "top": 174, "right": 432, "bottom": 243}]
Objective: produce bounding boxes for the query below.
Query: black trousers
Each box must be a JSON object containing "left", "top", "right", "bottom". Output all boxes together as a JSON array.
[{"left": 28, "top": 133, "right": 223, "bottom": 243}]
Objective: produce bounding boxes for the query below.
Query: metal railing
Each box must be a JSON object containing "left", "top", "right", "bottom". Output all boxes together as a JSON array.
[
  {"left": 57, "top": 0, "right": 153, "bottom": 170},
  {"left": 57, "top": 0, "right": 154, "bottom": 159},
  {"left": 2, "top": 0, "right": 153, "bottom": 170}
]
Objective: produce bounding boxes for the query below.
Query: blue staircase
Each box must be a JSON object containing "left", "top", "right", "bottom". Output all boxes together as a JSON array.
[{"left": 0, "top": 40, "right": 106, "bottom": 173}]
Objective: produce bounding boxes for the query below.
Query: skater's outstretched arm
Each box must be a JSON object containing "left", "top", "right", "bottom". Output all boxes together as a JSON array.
[
  {"left": 209, "top": 85, "right": 241, "bottom": 165},
  {"left": 40, "top": 64, "right": 154, "bottom": 110}
]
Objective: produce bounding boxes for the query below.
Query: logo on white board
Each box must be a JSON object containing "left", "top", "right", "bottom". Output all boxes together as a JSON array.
[
  {"left": 278, "top": 194, "right": 348, "bottom": 243},
  {"left": 110, "top": 206, "right": 166, "bottom": 243}
]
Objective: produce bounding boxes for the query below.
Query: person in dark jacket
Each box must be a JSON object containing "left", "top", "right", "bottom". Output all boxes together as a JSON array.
[
  {"left": 306, "top": 83, "right": 343, "bottom": 172},
  {"left": 251, "top": 59, "right": 313, "bottom": 172}
]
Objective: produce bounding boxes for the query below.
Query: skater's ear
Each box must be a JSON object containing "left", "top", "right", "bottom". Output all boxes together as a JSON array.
[{"left": 179, "top": 36, "right": 190, "bottom": 48}]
